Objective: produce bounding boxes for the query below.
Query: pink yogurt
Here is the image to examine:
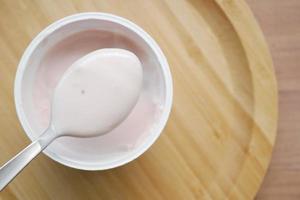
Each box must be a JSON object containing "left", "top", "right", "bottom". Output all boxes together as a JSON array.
[{"left": 33, "top": 30, "right": 159, "bottom": 162}]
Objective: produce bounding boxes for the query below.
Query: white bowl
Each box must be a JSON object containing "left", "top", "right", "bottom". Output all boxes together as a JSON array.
[{"left": 14, "top": 13, "right": 173, "bottom": 170}]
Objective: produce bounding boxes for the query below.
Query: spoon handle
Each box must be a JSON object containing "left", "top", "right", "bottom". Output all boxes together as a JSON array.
[{"left": 0, "top": 128, "right": 56, "bottom": 191}]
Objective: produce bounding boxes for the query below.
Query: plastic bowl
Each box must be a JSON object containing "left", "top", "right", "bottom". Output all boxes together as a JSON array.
[{"left": 14, "top": 13, "right": 173, "bottom": 170}]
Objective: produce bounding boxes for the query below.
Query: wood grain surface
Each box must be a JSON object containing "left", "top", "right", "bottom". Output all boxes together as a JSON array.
[
  {"left": 246, "top": 0, "right": 300, "bottom": 199},
  {"left": 0, "top": 0, "right": 277, "bottom": 199}
]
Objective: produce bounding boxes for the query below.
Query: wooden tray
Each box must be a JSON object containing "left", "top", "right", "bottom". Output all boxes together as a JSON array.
[{"left": 0, "top": 0, "right": 277, "bottom": 199}]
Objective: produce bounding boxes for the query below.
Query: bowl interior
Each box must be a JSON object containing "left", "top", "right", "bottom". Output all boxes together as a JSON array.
[{"left": 17, "top": 15, "right": 170, "bottom": 170}]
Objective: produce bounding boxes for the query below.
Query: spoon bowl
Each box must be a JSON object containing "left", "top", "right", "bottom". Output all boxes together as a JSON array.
[{"left": 52, "top": 48, "right": 143, "bottom": 138}]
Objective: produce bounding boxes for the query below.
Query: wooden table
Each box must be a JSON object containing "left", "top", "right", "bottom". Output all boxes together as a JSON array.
[
  {"left": 0, "top": 0, "right": 296, "bottom": 199},
  {"left": 246, "top": 0, "right": 300, "bottom": 199}
]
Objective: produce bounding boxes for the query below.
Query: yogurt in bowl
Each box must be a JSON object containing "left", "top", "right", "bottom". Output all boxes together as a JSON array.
[{"left": 14, "top": 13, "right": 173, "bottom": 170}]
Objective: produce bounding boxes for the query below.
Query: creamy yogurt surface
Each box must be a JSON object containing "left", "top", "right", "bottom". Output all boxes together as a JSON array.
[{"left": 32, "top": 30, "right": 161, "bottom": 163}]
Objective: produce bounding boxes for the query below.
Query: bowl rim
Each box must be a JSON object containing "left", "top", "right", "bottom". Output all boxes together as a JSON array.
[{"left": 14, "top": 12, "right": 173, "bottom": 170}]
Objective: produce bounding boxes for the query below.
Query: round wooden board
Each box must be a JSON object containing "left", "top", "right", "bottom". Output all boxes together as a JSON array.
[{"left": 0, "top": 0, "right": 277, "bottom": 199}]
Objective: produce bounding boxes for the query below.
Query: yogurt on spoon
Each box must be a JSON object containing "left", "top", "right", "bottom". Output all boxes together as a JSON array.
[
  {"left": 52, "top": 48, "right": 143, "bottom": 136},
  {"left": 0, "top": 48, "right": 143, "bottom": 190}
]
